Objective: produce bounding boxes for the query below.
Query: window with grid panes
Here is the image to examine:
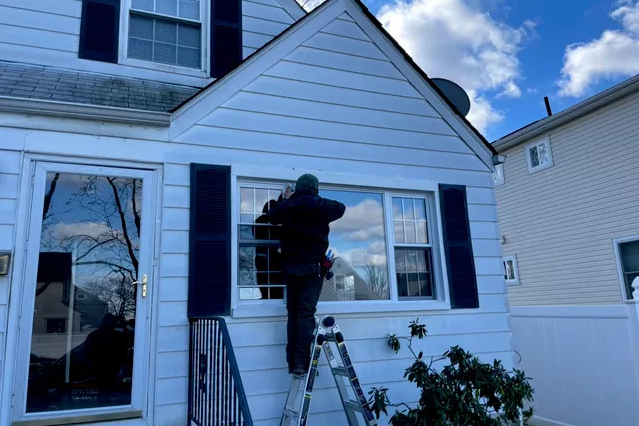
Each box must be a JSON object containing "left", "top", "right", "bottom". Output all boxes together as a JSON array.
[
  {"left": 128, "top": 0, "right": 202, "bottom": 68},
  {"left": 392, "top": 197, "right": 435, "bottom": 298},
  {"left": 238, "top": 186, "right": 285, "bottom": 300}
]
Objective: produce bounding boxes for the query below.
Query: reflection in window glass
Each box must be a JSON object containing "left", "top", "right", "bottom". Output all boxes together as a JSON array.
[
  {"left": 238, "top": 186, "right": 284, "bottom": 300},
  {"left": 321, "top": 190, "right": 389, "bottom": 301},
  {"left": 619, "top": 240, "right": 639, "bottom": 300},
  {"left": 27, "top": 173, "right": 141, "bottom": 413}
]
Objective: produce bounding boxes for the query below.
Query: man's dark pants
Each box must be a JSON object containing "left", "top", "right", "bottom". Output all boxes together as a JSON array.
[{"left": 285, "top": 272, "right": 323, "bottom": 371}]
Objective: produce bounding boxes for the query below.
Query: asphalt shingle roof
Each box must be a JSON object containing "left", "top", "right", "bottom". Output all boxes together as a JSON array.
[{"left": 0, "top": 61, "right": 200, "bottom": 112}]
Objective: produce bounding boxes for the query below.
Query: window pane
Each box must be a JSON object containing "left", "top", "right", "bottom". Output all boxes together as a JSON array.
[
  {"left": 404, "top": 221, "right": 416, "bottom": 244},
  {"left": 624, "top": 272, "right": 638, "bottom": 300},
  {"left": 132, "top": 0, "right": 154, "bottom": 12},
  {"left": 407, "top": 273, "right": 420, "bottom": 296},
  {"left": 320, "top": 190, "right": 389, "bottom": 301},
  {"left": 620, "top": 241, "right": 639, "bottom": 272},
  {"left": 419, "top": 273, "right": 433, "bottom": 297},
  {"left": 394, "top": 220, "right": 404, "bottom": 243},
  {"left": 416, "top": 221, "right": 427, "bottom": 244},
  {"left": 538, "top": 143, "right": 549, "bottom": 165},
  {"left": 157, "top": 0, "right": 178, "bottom": 16},
  {"left": 414, "top": 199, "right": 426, "bottom": 220},
  {"left": 397, "top": 273, "right": 408, "bottom": 297},
  {"left": 128, "top": 38, "right": 153, "bottom": 61},
  {"left": 179, "top": 0, "right": 200, "bottom": 19},
  {"left": 240, "top": 188, "right": 254, "bottom": 213},
  {"left": 255, "top": 189, "right": 269, "bottom": 215},
  {"left": 178, "top": 25, "right": 200, "bottom": 47},
  {"left": 529, "top": 146, "right": 540, "bottom": 168},
  {"left": 154, "top": 42, "right": 176, "bottom": 64},
  {"left": 129, "top": 15, "right": 153, "bottom": 39},
  {"left": 394, "top": 249, "right": 406, "bottom": 272},
  {"left": 392, "top": 198, "right": 402, "bottom": 220},
  {"left": 402, "top": 198, "right": 415, "bottom": 219},
  {"left": 155, "top": 20, "right": 177, "bottom": 44},
  {"left": 406, "top": 250, "right": 417, "bottom": 272}
]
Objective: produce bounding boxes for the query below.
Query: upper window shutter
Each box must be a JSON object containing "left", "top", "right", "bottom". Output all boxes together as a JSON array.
[
  {"left": 79, "top": 0, "right": 120, "bottom": 63},
  {"left": 188, "top": 164, "right": 231, "bottom": 317},
  {"left": 439, "top": 184, "right": 479, "bottom": 309},
  {"left": 211, "top": 0, "right": 242, "bottom": 78}
]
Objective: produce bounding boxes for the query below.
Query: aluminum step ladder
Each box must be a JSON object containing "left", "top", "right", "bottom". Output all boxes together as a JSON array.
[{"left": 280, "top": 316, "right": 378, "bottom": 426}]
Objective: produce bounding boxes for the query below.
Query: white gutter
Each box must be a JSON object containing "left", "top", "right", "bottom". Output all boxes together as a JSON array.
[
  {"left": 0, "top": 96, "right": 170, "bottom": 126},
  {"left": 493, "top": 73, "right": 639, "bottom": 151}
]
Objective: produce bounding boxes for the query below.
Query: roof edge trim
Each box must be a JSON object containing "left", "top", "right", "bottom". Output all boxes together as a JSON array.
[
  {"left": 493, "top": 74, "right": 639, "bottom": 151},
  {"left": 0, "top": 95, "right": 171, "bottom": 126}
]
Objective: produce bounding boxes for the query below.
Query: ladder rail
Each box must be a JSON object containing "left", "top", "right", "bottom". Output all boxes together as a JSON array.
[{"left": 279, "top": 316, "right": 378, "bottom": 426}]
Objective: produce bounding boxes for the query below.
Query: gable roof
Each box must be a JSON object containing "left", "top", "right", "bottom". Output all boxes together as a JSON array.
[
  {"left": 0, "top": 60, "right": 199, "bottom": 112},
  {"left": 171, "top": 0, "right": 497, "bottom": 165},
  {"left": 493, "top": 73, "right": 639, "bottom": 152}
]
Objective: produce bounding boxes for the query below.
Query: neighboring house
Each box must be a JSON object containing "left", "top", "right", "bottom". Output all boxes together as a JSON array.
[
  {"left": 0, "top": 0, "right": 512, "bottom": 424},
  {"left": 493, "top": 75, "right": 639, "bottom": 426}
]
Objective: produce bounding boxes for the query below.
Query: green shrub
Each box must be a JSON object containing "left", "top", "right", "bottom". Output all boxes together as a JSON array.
[{"left": 368, "top": 319, "right": 534, "bottom": 426}]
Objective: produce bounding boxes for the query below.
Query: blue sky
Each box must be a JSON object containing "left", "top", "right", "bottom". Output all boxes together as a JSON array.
[{"left": 305, "top": 0, "right": 639, "bottom": 141}]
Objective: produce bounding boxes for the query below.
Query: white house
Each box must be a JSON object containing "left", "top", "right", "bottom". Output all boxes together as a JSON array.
[
  {"left": 493, "top": 75, "right": 639, "bottom": 426},
  {"left": 0, "top": 0, "right": 513, "bottom": 424}
]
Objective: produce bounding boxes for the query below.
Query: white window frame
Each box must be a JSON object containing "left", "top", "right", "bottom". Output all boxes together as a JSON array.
[
  {"left": 613, "top": 235, "right": 639, "bottom": 301},
  {"left": 503, "top": 255, "right": 519, "bottom": 285},
  {"left": 525, "top": 137, "right": 553, "bottom": 174},
  {"left": 118, "top": 0, "right": 210, "bottom": 77},
  {"left": 493, "top": 163, "right": 504, "bottom": 186},
  {"left": 231, "top": 175, "right": 451, "bottom": 317}
]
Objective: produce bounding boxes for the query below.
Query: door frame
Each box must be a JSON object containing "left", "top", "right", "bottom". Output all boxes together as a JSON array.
[{"left": 2, "top": 155, "right": 163, "bottom": 426}]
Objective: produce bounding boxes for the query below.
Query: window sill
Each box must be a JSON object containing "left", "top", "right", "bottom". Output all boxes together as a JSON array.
[{"left": 232, "top": 300, "right": 452, "bottom": 318}]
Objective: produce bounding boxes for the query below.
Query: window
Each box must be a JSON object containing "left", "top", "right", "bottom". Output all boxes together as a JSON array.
[
  {"left": 46, "top": 318, "right": 67, "bottom": 334},
  {"left": 392, "top": 197, "right": 434, "bottom": 298},
  {"left": 127, "top": 0, "right": 203, "bottom": 68},
  {"left": 616, "top": 238, "right": 639, "bottom": 300},
  {"left": 236, "top": 183, "right": 441, "bottom": 304},
  {"left": 503, "top": 256, "right": 519, "bottom": 285},
  {"left": 493, "top": 164, "right": 504, "bottom": 186},
  {"left": 525, "top": 138, "right": 553, "bottom": 173}
]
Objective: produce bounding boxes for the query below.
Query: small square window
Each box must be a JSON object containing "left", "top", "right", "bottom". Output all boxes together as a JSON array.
[
  {"left": 525, "top": 138, "right": 553, "bottom": 173},
  {"left": 503, "top": 256, "right": 519, "bottom": 285},
  {"left": 493, "top": 164, "right": 504, "bottom": 186}
]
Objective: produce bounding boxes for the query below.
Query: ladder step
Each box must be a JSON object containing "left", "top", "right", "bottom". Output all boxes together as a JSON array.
[
  {"left": 283, "top": 408, "right": 299, "bottom": 418},
  {"left": 331, "top": 366, "right": 349, "bottom": 376},
  {"left": 344, "top": 400, "right": 363, "bottom": 413}
]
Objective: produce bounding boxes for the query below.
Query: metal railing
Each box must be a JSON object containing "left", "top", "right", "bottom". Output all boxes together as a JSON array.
[{"left": 188, "top": 317, "right": 254, "bottom": 426}]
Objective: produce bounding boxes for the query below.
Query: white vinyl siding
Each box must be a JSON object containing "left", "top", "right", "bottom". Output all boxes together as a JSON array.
[
  {"left": 0, "top": 0, "right": 298, "bottom": 85},
  {"left": 496, "top": 89, "right": 639, "bottom": 306},
  {"left": 0, "top": 148, "right": 20, "bottom": 423}
]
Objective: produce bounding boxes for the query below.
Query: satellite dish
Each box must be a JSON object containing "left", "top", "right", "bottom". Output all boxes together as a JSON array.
[{"left": 431, "top": 78, "right": 471, "bottom": 117}]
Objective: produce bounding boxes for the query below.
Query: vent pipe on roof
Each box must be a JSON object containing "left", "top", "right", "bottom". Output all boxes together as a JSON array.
[{"left": 544, "top": 96, "right": 553, "bottom": 116}]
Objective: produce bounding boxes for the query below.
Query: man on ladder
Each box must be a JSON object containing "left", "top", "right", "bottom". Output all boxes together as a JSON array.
[{"left": 262, "top": 174, "right": 345, "bottom": 375}]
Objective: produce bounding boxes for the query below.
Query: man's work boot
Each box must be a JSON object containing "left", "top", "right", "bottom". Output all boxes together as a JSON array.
[{"left": 293, "top": 360, "right": 308, "bottom": 376}]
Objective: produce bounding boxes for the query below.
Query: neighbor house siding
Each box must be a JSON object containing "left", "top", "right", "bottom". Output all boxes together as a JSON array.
[
  {"left": 0, "top": 0, "right": 298, "bottom": 86},
  {"left": 496, "top": 89, "right": 639, "bottom": 306},
  {"left": 163, "top": 12, "right": 511, "bottom": 425}
]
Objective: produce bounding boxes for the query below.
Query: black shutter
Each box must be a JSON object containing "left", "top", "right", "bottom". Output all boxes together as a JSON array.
[
  {"left": 188, "top": 164, "right": 231, "bottom": 317},
  {"left": 439, "top": 184, "right": 479, "bottom": 309},
  {"left": 211, "top": 0, "right": 242, "bottom": 78},
  {"left": 79, "top": 0, "right": 120, "bottom": 63}
]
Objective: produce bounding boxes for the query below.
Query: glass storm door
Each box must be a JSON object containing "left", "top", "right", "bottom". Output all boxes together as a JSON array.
[{"left": 13, "top": 163, "right": 156, "bottom": 425}]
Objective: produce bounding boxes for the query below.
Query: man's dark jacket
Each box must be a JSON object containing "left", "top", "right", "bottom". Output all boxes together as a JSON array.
[{"left": 263, "top": 180, "right": 345, "bottom": 275}]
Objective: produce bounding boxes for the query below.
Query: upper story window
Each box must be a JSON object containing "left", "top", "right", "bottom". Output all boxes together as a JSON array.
[
  {"left": 127, "top": 0, "right": 203, "bottom": 69},
  {"left": 525, "top": 138, "right": 553, "bottom": 173},
  {"left": 493, "top": 164, "right": 504, "bottom": 186},
  {"left": 503, "top": 255, "right": 519, "bottom": 285},
  {"left": 615, "top": 237, "right": 639, "bottom": 300},
  {"left": 237, "top": 183, "right": 442, "bottom": 304}
]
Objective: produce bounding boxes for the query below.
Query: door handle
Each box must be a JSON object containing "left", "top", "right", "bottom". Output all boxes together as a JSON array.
[{"left": 132, "top": 274, "right": 148, "bottom": 298}]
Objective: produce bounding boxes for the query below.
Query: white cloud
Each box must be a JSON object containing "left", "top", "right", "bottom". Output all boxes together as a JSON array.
[
  {"left": 558, "top": 1, "right": 639, "bottom": 97},
  {"left": 377, "top": 0, "right": 530, "bottom": 133},
  {"left": 330, "top": 198, "right": 385, "bottom": 241}
]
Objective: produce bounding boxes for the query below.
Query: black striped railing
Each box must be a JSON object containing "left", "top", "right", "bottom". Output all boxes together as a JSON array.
[{"left": 188, "top": 317, "right": 254, "bottom": 426}]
